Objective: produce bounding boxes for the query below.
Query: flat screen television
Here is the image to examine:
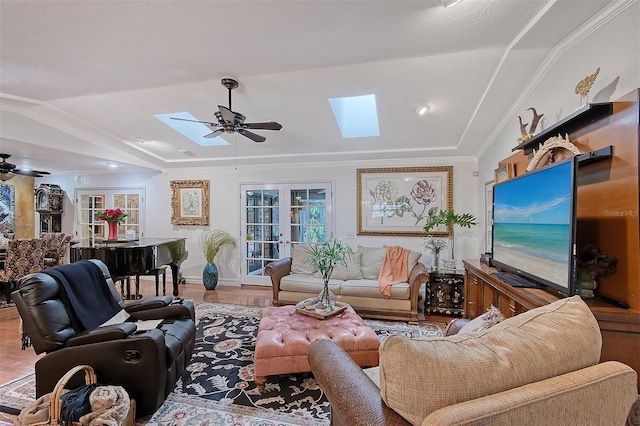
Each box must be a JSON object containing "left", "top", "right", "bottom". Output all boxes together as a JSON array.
[{"left": 491, "top": 158, "right": 577, "bottom": 296}]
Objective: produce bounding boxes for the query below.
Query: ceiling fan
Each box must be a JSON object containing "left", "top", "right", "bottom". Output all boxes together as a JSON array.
[
  {"left": 0, "top": 153, "right": 51, "bottom": 182},
  {"left": 171, "top": 78, "right": 282, "bottom": 143}
]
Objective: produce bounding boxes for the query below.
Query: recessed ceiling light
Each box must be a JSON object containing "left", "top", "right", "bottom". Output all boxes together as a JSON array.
[
  {"left": 416, "top": 105, "right": 431, "bottom": 116},
  {"left": 108, "top": 163, "right": 118, "bottom": 168}
]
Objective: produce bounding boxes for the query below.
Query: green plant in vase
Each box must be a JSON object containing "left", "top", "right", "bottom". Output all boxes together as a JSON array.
[
  {"left": 199, "top": 228, "right": 237, "bottom": 290},
  {"left": 424, "top": 237, "right": 447, "bottom": 271},
  {"left": 305, "top": 237, "right": 353, "bottom": 311},
  {"left": 423, "top": 209, "right": 477, "bottom": 271}
]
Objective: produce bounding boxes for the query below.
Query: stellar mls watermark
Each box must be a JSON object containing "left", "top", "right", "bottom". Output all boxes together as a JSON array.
[{"left": 604, "top": 209, "right": 639, "bottom": 217}]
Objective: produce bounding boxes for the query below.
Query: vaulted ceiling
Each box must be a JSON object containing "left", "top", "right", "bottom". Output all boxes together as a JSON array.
[{"left": 0, "top": 0, "right": 618, "bottom": 176}]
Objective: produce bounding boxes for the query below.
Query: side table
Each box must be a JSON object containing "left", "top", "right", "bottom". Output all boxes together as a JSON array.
[{"left": 425, "top": 270, "right": 464, "bottom": 316}]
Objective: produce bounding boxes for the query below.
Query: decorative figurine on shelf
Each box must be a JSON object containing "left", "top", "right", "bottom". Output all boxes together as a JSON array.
[
  {"left": 575, "top": 67, "right": 600, "bottom": 106},
  {"left": 517, "top": 107, "right": 544, "bottom": 144},
  {"left": 526, "top": 134, "right": 581, "bottom": 172},
  {"left": 575, "top": 244, "right": 617, "bottom": 298}
]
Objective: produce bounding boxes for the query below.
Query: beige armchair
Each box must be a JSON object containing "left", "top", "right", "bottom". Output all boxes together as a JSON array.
[{"left": 309, "top": 296, "right": 639, "bottom": 425}]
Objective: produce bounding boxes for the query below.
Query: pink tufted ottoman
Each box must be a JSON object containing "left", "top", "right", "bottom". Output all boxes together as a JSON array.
[{"left": 254, "top": 305, "right": 380, "bottom": 392}]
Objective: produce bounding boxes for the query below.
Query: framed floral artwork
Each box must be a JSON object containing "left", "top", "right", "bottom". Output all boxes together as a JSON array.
[
  {"left": 170, "top": 180, "right": 210, "bottom": 226},
  {"left": 357, "top": 166, "right": 453, "bottom": 237}
]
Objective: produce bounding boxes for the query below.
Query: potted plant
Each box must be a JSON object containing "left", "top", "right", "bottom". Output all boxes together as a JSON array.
[
  {"left": 423, "top": 209, "right": 477, "bottom": 271},
  {"left": 575, "top": 244, "right": 617, "bottom": 298},
  {"left": 199, "top": 229, "right": 237, "bottom": 290},
  {"left": 305, "top": 237, "right": 353, "bottom": 311}
]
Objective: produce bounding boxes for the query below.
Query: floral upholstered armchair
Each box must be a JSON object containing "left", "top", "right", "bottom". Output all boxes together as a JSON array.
[
  {"left": 0, "top": 238, "right": 45, "bottom": 302},
  {"left": 40, "top": 233, "right": 73, "bottom": 267}
]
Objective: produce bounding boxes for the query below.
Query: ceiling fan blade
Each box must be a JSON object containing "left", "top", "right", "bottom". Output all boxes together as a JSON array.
[
  {"left": 204, "top": 128, "right": 225, "bottom": 139},
  {"left": 243, "top": 121, "right": 283, "bottom": 131},
  {"left": 13, "top": 169, "right": 48, "bottom": 177},
  {"left": 238, "top": 129, "right": 266, "bottom": 143},
  {"left": 218, "top": 105, "right": 237, "bottom": 125},
  {"left": 170, "top": 117, "right": 219, "bottom": 127}
]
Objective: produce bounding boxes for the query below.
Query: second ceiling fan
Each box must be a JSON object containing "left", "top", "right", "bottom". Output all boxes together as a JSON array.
[{"left": 172, "top": 78, "right": 282, "bottom": 143}]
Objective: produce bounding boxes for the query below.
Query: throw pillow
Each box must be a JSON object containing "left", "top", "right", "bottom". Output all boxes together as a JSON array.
[
  {"left": 378, "top": 296, "right": 602, "bottom": 425},
  {"left": 358, "top": 246, "right": 387, "bottom": 279},
  {"left": 330, "top": 252, "right": 363, "bottom": 280},
  {"left": 290, "top": 245, "right": 316, "bottom": 275},
  {"left": 458, "top": 305, "right": 505, "bottom": 334}
]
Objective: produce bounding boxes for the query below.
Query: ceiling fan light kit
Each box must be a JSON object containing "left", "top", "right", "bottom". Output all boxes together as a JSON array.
[{"left": 170, "top": 78, "right": 282, "bottom": 143}]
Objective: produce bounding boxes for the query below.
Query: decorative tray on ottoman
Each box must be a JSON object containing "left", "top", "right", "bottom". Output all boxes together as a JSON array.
[{"left": 295, "top": 298, "right": 349, "bottom": 319}]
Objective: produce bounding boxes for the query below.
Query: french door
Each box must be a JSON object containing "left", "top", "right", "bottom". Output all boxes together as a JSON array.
[
  {"left": 240, "top": 182, "right": 333, "bottom": 285},
  {"left": 75, "top": 188, "right": 145, "bottom": 240}
]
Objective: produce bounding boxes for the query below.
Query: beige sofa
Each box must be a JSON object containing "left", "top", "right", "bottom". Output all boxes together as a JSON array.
[
  {"left": 264, "top": 245, "right": 427, "bottom": 322},
  {"left": 309, "top": 296, "right": 640, "bottom": 425}
]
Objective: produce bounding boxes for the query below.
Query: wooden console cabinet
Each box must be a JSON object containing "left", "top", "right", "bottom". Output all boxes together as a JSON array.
[{"left": 463, "top": 259, "right": 640, "bottom": 389}]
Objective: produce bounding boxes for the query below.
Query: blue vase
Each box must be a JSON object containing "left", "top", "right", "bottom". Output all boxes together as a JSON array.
[{"left": 203, "top": 262, "right": 219, "bottom": 290}]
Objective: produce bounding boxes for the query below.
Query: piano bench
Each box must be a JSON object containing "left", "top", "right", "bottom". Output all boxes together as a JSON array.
[{"left": 136, "top": 266, "right": 168, "bottom": 297}]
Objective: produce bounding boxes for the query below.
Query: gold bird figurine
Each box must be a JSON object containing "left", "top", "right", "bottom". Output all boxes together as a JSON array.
[{"left": 575, "top": 67, "right": 600, "bottom": 100}]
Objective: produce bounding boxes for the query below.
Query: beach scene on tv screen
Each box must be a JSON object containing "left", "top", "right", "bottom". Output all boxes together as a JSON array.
[{"left": 493, "top": 161, "right": 572, "bottom": 289}]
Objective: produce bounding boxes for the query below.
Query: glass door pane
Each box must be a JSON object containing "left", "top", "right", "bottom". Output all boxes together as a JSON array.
[
  {"left": 75, "top": 188, "right": 145, "bottom": 240},
  {"left": 240, "top": 183, "right": 332, "bottom": 286},
  {"left": 241, "top": 187, "right": 283, "bottom": 285}
]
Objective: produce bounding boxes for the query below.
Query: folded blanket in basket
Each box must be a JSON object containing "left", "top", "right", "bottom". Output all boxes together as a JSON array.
[{"left": 80, "top": 385, "right": 131, "bottom": 426}]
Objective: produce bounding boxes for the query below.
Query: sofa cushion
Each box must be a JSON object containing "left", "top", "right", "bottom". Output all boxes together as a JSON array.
[
  {"left": 458, "top": 304, "right": 505, "bottom": 334},
  {"left": 290, "top": 245, "right": 316, "bottom": 275},
  {"left": 341, "top": 279, "right": 410, "bottom": 300},
  {"left": 280, "top": 274, "right": 342, "bottom": 295},
  {"left": 358, "top": 246, "right": 386, "bottom": 279},
  {"left": 379, "top": 296, "right": 602, "bottom": 425},
  {"left": 330, "top": 252, "right": 363, "bottom": 280}
]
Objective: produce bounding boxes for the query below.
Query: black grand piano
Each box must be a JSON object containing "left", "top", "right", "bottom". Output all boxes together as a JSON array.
[{"left": 71, "top": 237, "right": 188, "bottom": 298}]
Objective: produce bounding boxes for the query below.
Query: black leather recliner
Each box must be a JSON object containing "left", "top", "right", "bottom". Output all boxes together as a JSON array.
[{"left": 12, "top": 259, "right": 196, "bottom": 417}]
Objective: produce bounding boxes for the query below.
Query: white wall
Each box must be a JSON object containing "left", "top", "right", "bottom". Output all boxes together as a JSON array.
[
  {"left": 477, "top": 2, "right": 640, "bottom": 253},
  {"left": 43, "top": 156, "right": 479, "bottom": 284}
]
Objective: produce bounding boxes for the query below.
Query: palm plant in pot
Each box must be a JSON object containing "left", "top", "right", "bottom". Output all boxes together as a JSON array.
[
  {"left": 304, "top": 237, "right": 353, "bottom": 311},
  {"left": 423, "top": 209, "right": 477, "bottom": 271},
  {"left": 199, "top": 228, "right": 237, "bottom": 290}
]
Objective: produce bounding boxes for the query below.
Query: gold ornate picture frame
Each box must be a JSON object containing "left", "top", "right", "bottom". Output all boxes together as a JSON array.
[
  {"left": 170, "top": 180, "right": 210, "bottom": 226},
  {"left": 357, "top": 166, "right": 453, "bottom": 237}
]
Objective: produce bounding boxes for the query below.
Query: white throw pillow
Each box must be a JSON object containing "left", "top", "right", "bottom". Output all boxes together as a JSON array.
[
  {"left": 358, "top": 246, "right": 387, "bottom": 279},
  {"left": 290, "top": 245, "right": 316, "bottom": 275},
  {"left": 458, "top": 305, "right": 505, "bottom": 334},
  {"left": 330, "top": 252, "right": 363, "bottom": 280}
]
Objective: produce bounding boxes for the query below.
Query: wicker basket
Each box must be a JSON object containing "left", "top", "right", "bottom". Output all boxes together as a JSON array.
[{"left": 29, "top": 365, "right": 135, "bottom": 426}]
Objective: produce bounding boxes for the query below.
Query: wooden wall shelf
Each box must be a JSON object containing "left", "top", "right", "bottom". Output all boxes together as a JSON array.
[{"left": 513, "top": 103, "right": 613, "bottom": 154}]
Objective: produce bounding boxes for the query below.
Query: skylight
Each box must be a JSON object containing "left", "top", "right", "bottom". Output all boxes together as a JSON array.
[
  {"left": 328, "top": 94, "right": 379, "bottom": 138},
  {"left": 154, "top": 112, "right": 229, "bottom": 146}
]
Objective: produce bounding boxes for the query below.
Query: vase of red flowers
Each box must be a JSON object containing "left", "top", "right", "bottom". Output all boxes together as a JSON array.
[{"left": 98, "top": 208, "right": 127, "bottom": 240}]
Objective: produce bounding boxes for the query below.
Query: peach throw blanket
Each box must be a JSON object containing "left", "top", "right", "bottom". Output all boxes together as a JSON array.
[{"left": 378, "top": 246, "right": 410, "bottom": 298}]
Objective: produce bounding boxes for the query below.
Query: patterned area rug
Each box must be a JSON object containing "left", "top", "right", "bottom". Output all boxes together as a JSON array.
[{"left": 0, "top": 302, "right": 446, "bottom": 425}]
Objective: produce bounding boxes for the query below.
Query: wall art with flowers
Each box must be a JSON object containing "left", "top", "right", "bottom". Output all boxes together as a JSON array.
[{"left": 357, "top": 166, "right": 453, "bottom": 237}]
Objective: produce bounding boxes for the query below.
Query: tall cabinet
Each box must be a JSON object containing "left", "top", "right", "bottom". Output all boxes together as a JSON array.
[{"left": 464, "top": 88, "right": 640, "bottom": 389}]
